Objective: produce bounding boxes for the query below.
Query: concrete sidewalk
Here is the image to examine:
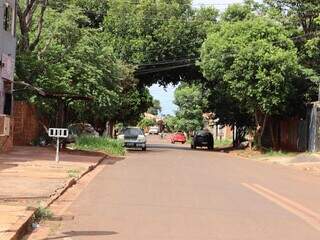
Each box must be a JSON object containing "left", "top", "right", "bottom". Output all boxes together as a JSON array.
[{"left": 0, "top": 146, "right": 106, "bottom": 240}]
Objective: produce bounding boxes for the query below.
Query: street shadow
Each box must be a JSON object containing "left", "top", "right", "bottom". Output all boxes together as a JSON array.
[
  {"left": 0, "top": 163, "right": 18, "bottom": 172},
  {"left": 46, "top": 230, "right": 118, "bottom": 239},
  {"left": 0, "top": 146, "right": 114, "bottom": 166},
  {"left": 148, "top": 144, "right": 191, "bottom": 151}
]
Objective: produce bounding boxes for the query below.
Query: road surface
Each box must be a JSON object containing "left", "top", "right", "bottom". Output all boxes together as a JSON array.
[{"left": 48, "top": 136, "right": 320, "bottom": 239}]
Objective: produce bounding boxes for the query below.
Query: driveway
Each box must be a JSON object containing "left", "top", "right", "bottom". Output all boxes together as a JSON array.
[{"left": 44, "top": 136, "right": 320, "bottom": 239}]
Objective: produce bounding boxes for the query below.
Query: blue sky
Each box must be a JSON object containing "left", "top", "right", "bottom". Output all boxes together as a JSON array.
[{"left": 149, "top": 0, "right": 246, "bottom": 115}]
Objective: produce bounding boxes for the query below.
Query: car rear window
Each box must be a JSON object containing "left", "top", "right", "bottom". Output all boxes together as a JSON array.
[{"left": 196, "top": 131, "right": 209, "bottom": 136}]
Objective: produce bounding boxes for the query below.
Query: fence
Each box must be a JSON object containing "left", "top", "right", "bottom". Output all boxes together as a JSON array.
[{"left": 262, "top": 117, "right": 307, "bottom": 152}]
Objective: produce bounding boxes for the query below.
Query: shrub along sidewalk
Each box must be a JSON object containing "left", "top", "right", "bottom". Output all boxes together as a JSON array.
[
  {"left": 0, "top": 146, "right": 107, "bottom": 240},
  {"left": 73, "top": 136, "right": 126, "bottom": 156}
]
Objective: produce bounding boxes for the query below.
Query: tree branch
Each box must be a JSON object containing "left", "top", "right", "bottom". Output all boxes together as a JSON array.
[{"left": 29, "top": 0, "right": 48, "bottom": 51}]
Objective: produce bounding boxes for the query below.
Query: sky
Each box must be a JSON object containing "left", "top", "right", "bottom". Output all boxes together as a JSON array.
[{"left": 149, "top": 0, "right": 246, "bottom": 115}]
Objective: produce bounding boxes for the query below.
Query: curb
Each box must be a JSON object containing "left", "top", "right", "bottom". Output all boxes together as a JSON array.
[{"left": 5, "top": 154, "right": 109, "bottom": 240}]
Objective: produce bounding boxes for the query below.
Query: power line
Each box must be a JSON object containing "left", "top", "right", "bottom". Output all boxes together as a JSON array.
[
  {"left": 135, "top": 63, "right": 195, "bottom": 75},
  {"left": 108, "top": 0, "right": 245, "bottom": 7},
  {"left": 139, "top": 58, "right": 198, "bottom": 66},
  {"left": 134, "top": 31, "right": 320, "bottom": 76}
]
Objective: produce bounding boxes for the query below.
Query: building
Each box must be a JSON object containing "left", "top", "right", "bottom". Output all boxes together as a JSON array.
[
  {"left": 203, "top": 113, "right": 233, "bottom": 140},
  {"left": 0, "top": 0, "right": 16, "bottom": 151}
]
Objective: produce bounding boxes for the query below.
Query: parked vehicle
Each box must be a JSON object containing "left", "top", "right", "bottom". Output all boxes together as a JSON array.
[
  {"left": 148, "top": 126, "right": 160, "bottom": 135},
  {"left": 191, "top": 130, "right": 214, "bottom": 150},
  {"left": 118, "top": 127, "right": 147, "bottom": 151},
  {"left": 67, "top": 123, "right": 99, "bottom": 143},
  {"left": 171, "top": 132, "right": 186, "bottom": 144}
]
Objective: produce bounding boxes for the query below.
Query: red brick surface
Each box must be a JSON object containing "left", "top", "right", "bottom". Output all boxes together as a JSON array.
[{"left": 13, "top": 101, "right": 40, "bottom": 146}]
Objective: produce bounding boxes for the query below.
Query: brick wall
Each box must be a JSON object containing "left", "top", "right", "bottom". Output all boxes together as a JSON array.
[
  {"left": 0, "top": 122, "right": 13, "bottom": 152},
  {"left": 13, "top": 101, "right": 40, "bottom": 146}
]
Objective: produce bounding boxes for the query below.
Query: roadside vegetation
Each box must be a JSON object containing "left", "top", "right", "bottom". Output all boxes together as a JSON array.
[
  {"left": 14, "top": 0, "right": 320, "bottom": 152},
  {"left": 74, "top": 136, "right": 125, "bottom": 156},
  {"left": 33, "top": 205, "right": 53, "bottom": 223},
  {"left": 262, "top": 149, "right": 298, "bottom": 158},
  {"left": 215, "top": 139, "right": 233, "bottom": 148}
]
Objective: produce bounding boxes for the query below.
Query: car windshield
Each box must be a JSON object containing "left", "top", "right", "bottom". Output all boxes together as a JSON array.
[{"left": 122, "top": 128, "right": 143, "bottom": 136}]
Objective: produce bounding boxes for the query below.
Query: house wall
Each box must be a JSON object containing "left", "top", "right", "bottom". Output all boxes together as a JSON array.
[{"left": 0, "top": 0, "right": 16, "bottom": 151}]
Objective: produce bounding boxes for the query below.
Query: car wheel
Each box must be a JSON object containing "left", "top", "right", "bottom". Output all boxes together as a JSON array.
[{"left": 142, "top": 147, "right": 147, "bottom": 151}]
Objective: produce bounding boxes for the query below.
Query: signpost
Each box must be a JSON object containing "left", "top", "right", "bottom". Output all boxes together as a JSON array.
[{"left": 48, "top": 128, "right": 69, "bottom": 162}]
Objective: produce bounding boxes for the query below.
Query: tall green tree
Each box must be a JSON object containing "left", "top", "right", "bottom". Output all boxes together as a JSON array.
[
  {"left": 200, "top": 17, "right": 305, "bottom": 147},
  {"left": 174, "top": 84, "right": 207, "bottom": 133},
  {"left": 103, "top": 0, "right": 219, "bottom": 85},
  {"left": 15, "top": 2, "right": 153, "bottom": 132},
  {"left": 148, "top": 99, "right": 162, "bottom": 116}
]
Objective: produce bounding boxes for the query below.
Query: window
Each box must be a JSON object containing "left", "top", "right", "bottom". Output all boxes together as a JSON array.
[{"left": 3, "top": 3, "right": 12, "bottom": 33}]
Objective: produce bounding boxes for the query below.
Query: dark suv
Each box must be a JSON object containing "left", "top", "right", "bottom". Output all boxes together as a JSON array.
[{"left": 191, "top": 130, "right": 214, "bottom": 150}]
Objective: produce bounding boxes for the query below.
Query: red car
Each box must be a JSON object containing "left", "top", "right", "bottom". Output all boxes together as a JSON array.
[{"left": 171, "top": 132, "right": 186, "bottom": 144}]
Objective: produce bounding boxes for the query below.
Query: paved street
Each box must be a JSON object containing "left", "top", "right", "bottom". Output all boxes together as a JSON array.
[{"left": 48, "top": 136, "right": 320, "bottom": 239}]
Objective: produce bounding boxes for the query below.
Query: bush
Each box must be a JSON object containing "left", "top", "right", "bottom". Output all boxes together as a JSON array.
[
  {"left": 138, "top": 117, "right": 156, "bottom": 129},
  {"left": 33, "top": 205, "right": 53, "bottom": 223},
  {"left": 75, "top": 136, "right": 125, "bottom": 156}
]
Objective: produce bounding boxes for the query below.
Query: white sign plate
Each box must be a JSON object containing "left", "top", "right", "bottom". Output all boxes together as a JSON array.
[{"left": 49, "top": 128, "right": 69, "bottom": 138}]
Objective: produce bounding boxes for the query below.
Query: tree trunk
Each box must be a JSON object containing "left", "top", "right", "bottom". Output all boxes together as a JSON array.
[
  {"left": 269, "top": 118, "right": 277, "bottom": 150},
  {"left": 254, "top": 111, "right": 268, "bottom": 149}
]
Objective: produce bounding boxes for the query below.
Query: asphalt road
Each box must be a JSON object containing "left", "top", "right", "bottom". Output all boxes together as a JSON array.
[{"left": 49, "top": 136, "right": 320, "bottom": 239}]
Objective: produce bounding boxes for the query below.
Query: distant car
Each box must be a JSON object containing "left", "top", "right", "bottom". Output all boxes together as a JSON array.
[
  {"left": 171, "top": 132, "right": 186, "bottom": 144},
  {"left": 118, "top": 127, "right": 147, "bottom": 151},
  {"left": 191, "top": 130, "right": 214, "bottom": 150},
  {"left": 148, "top": 126, "right": 160, "bottom": 135},
  {"left": 67, "top": 123, "right": 99, "bottom": 143}
]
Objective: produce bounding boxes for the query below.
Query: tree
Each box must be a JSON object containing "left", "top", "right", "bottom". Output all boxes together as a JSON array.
[
  {"left": 103, "top": 0, "right": 219, "bottom": 86},
  {"left": 148, "top": 99, "right": 162, "bottom": 116},
  {"left": 200, "top": 17, "right": 304, "bottom": 147},
  {"left": 138, "top": 118, "right": 156, "bottom": 130},
  {"left": 164, "top": 115, "right": 178, "bottom": 132},
  {"left": 15, "top": 3, "right": 153, "bottom": 132},
  {"left": 264, "top": 0, "right": 320, "bottom": 34},
  {"left": 222, "top": 0, "right": 258, "bottom": 22},
  {"left": 174, "top": 84, "right": 207, "bottom": 133}
]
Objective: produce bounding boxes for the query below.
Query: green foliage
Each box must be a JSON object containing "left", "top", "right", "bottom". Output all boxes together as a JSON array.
[
  {"left": 103, "top": 0, "right": 219, "bottom": 85},
  {"left": 264, "top": 0, "right": 320, "bottom": 34},
  {"left": 138, "top": 118, "right": 156, "bottom": 129},
  {"left": 148, "top": 99, "right": 162, "bottom": 116},
  {"left": 75, "top": 136, "right": 126, "bottom": 156},
  {"left": 222, "top": 0, "right": 257, "bottom": 22},
  {"left": 263, "top": 149, "right": 297, "bottom": 157},
  {"left": 15, "top": 0, "right": 320, "bottom": 150},
  {"left": 15, "top": 2, "right": 153, "bottom": 130},
  {"left": 67, "top": 169, "right": 81, "bottom": 179},
  {"left": 174, "top": 84, "right": 207, "bottom": 132},
  {"left": 215, "top": 139, "right": 233, "bottom": 148},
  {"left": 164, "top": 115, "right": 178, "bottom": 132},
  {"left": 33, "top": 205, "right": 53, "bottom": 223},
  {"left": 201, "top": 17, "right": 302, "bottom": 116}
]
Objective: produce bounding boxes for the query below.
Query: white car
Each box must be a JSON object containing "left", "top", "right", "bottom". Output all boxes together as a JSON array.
[
  {"left": 118, "top": 127, "right": 147, "bottom": 151},
  {"left": 148, "top": 126, "right": 160, "bottom": 135}
]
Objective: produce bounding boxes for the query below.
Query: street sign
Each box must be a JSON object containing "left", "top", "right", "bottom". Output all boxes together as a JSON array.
[
  {"left": 48, "top": 128, "right": 69, "bottom": 162},
  {"left": 49, "top": 128, "right": 69, "bottom": 138}
]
